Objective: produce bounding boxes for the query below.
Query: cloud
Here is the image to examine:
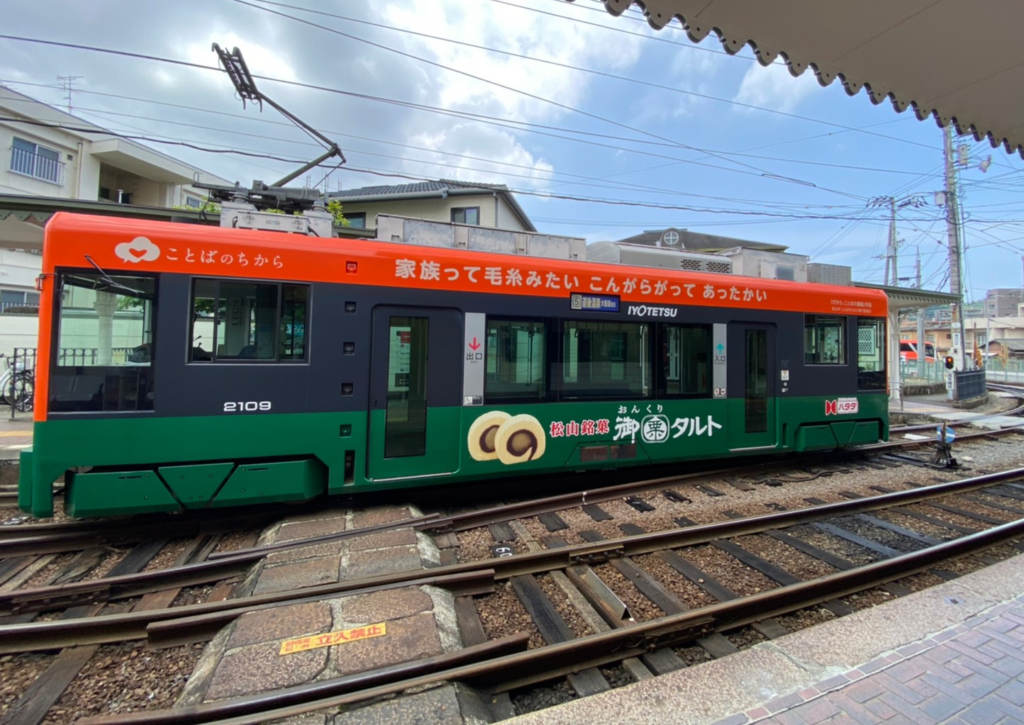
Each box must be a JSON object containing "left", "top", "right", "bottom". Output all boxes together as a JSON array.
[{"left": 733, "top": 60, "right": 818, "bottom": 114}]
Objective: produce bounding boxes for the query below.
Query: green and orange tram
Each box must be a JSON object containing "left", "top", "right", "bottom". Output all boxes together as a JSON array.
[{"left": 19, "top": 212, "right": 888, "bottom": 518}]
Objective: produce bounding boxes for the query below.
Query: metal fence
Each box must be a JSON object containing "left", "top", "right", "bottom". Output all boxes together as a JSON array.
[{"left": 954, "top": 370, "right": 987, "bottom": 400}]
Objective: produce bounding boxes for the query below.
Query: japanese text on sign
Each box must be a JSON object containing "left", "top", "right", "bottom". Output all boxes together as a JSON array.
[
  {"left": 279, "top": 623, "right": 387, "bottom": 655},
  {"left": 395, "top": 259, "right": 768, "bottom": 304}
]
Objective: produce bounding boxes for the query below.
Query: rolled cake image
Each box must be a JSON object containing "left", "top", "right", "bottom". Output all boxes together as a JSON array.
[
  {"left": 494, "top": 414, "right": 546, "bottom": 464},
  {"left": 467, "top": 411, "right": 511, "bottom": 461}
]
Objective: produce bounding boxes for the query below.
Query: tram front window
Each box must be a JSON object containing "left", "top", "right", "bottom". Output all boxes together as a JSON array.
[{"left": 50, "top": 272, "right": 156, "bottom": 413}]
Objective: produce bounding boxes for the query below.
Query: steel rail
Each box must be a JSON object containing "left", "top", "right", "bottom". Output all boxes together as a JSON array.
[
  {"left": 0, "top": 551, "right": 265, "bottom": 615},
  {"left": 78, "top": 634, "right": 530, "bottom": 725},
  {"left": 0, "top": 509, "right": 280, "bottom": 542},
  {"left": 6, "top": 464, "right": 1021, "bottom": 656},
  {"left": 83, "top": 515, "right": 1024, "bottom": 725},
  {"left": 0, "top": 570, "right": 495, "bottom": 655},
  {"left": 204, "top": 513, "right": 438, "bottom": 561}
]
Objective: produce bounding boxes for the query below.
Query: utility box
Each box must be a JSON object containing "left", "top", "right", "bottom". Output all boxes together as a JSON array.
[
  {"left": 808, "top": 263, "right": 853, "bottom": 286},
  {"left": 586, "top": 242, "right": 732, "bottom": 274},
  {"left": 719, "top": 247, "right": 809, "bottom": 281},
  {"left": 376, "top": 215, "right": 585, "bottom": 260}
]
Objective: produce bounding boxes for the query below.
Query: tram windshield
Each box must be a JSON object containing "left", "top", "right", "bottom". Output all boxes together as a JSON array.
[{"left": 50, "top": 272, "right": 156, "bottom": 412}]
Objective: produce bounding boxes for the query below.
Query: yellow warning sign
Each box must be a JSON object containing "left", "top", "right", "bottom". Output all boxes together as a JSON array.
[{"left": 279, "top": 623, "right": 387, "bottom": 655}]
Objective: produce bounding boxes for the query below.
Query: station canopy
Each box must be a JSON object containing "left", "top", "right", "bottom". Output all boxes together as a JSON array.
[{"left": 580, "top": 0, "right": 1024, "bottom": 157}]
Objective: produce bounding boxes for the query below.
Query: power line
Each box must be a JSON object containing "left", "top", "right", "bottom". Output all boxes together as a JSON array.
[{"left": 246, "top": 0, "right": 935, "bottom": 153}]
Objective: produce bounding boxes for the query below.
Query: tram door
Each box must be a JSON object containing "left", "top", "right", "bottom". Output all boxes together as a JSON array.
[
  {"left": 367, "top": 307, "right": 463, "bottom": 482},
  {"left": 727, "top": 323, "right": 777, "bottom": 451}
]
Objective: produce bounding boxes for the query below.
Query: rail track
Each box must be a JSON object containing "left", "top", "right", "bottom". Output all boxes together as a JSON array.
[
  {"left": 0, "top": 387, "right": 1022, "bottom": 722},
  {"left": 37, "top": 464, "right": 1024, "bottom": 724}
]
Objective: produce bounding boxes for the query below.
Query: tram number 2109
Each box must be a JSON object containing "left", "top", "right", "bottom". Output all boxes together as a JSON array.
[{"left": 223, "top": 401, "right": 273, "bottom": 413}]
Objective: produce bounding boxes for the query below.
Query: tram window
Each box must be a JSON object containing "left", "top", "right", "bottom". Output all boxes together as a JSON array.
[
  {"left": 189, "top": 279, "right": 309, "bottom": 363},
  {"left": 804, "top": 315, "right": 846, "bottom": 365},
  {"left": 857, "top": 317, "right": 886, "bottom": 390},
  {"left": 50, "top": 272, "right": 156, "bottom": 413},
  {"left": 560, "top": 320, "right": 651, "bottom": 399},
  {"left": 660, "top": 324, "right": 711, "bottom": 397},
  {"left": 485, "top": 318, "right": 546, "bottom": 402}
]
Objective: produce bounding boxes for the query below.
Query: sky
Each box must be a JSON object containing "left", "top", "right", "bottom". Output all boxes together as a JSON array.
[{"left": 4, "top": 0, "right": 1024, "bottom": 301}]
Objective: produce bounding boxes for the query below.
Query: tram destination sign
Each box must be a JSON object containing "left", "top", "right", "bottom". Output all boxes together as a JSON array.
[{"left": 570, "top": 293, "right": 619, "bottom": 312}]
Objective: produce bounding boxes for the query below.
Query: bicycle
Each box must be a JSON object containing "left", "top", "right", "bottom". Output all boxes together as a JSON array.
[{"left": 0, "top": 354, "right": 34, "bottom": 412}]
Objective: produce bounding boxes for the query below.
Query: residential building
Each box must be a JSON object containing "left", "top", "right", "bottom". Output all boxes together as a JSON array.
[
  {"left": 1, "top": 83, "right": 230, "bottom": 351},
  {"left": 983, "top": 288, "right": 1024, "bottom": 317},
  {"left": 328, "top": 180, "right": 536, "bottom": 234}
]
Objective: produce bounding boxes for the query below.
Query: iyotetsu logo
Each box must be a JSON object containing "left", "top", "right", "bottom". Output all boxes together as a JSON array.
[
  {"left": 115, "top": 237, "right": 161, "bottom": 263},
  {"left": 825, "top": 398, "right": 859, "bottom": 415}
]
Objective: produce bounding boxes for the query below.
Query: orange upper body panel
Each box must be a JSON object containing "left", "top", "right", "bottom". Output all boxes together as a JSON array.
[{"left": 41, "top": 212, "right": 888, "bottom": 316}]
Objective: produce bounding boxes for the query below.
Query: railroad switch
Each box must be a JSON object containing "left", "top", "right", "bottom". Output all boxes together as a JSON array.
[{"left": 931, "top": 423, "right": 959, "bottom": 469}]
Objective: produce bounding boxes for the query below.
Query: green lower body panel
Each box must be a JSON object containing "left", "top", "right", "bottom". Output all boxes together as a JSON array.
[
  {"left": 159, "top": 462, "right": 234, "bottom": 509},
  {"left": 66, "top": 469, "right": 181, "bottom": 518},
  {"left": 795, "top": 425, "right": 838, "bottom": 451},
  {"left": 20, "top": 393, "right": 889, "bottom": 518},
  {"left": 210, "top": 459, "right": 325, "bottom": 508}
]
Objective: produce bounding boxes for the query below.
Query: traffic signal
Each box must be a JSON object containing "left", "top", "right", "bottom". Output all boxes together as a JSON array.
[{"left": 944, "top": 355, "right": 955, "bottom": 370}]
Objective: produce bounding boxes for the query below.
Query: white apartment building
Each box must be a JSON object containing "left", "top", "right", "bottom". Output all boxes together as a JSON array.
[{"left": 0, "top": 84, "right": 230, "bottom": 352}]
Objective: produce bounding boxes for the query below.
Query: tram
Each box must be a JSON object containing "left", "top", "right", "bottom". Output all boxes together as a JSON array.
[{"left": 19, "top": 213, "right": 888, "bottom": 518}]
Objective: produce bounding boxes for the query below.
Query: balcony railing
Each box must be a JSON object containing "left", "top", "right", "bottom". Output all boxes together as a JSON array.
[{"left": 9, "top": 146, "right": 65, "bottom": 185}]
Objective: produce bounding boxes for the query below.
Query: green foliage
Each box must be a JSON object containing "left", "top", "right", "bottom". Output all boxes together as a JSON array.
[{"left": 173, "top": 201, "right": 222, "bottom": 214}]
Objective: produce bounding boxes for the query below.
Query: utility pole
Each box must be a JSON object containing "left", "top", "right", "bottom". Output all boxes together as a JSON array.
[
  {"left": 917, "top": 248, "right": 925, "bottom": 380},
  {"left": 943, "top": 125, "right": 968, "bottom": 372},
  {"left": 886, "top": 198, "right": 897, "bottom": 286},
  {"left": 57, "top": 75, "right": 83, "bottom": 114}
]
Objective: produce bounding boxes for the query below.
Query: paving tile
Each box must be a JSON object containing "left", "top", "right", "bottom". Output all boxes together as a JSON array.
[
  {"left": 265, "top": 541, "right": 344, "bottom": 566},
  {"left": 815, "top": 674, "right": 851, "bottom": 691},
  {"left": 331, "top": 682, "right": 465, "bottom": 724},
  {"left": 919, "top": 692, "right": 967, "bottom": 720},
  {"left": 922, "top": 644, "right": 958, "bottom": 666},
  {"left": 332, "top": 612, "right": 442, "bottom": 676},
  {"left": 958, "top": 699, "right": 1012, "bottom": 725},
  {"left": 351, "top": 506, "right": 415, "bottom": 529},
  {"left": 886, "top": 660, "right": 931, "bottom": 684},
  {"left": 895, "top": 641, "right": 928, "bottom": 658},
  {"left": 205, "top": 641, "right": 328, "bottom": 700},
  {"left": 957, "top": 629, "right": 993, "bottom": 649},
  {"left": 788, "top": 697, "right": 842, "bottom": 723},
  {"left": 254, "top": 556, "right": 340, "bottom": 595},
  {"left": 348, "top": 527, "right": 418, "bottom": 551},
  {"left": 768, "top": 710, "right": 806, "bottom": 725},
  {"left": 878, "top": 691, "right": 930, "bottom": 721},
  {"left": 821, "top": 694, "right": 877, "bottom": 724},
  {"left": 884, "top": 673, "right": 935, "bottom": 704},
  {"left": 840, "top": 679, "right": 887, "bottom": 704},
  {"left": 993, "top": 679, "right": 1024, "bottom": 706},
  {"left": 862, "top": 695, "right": 899, "bottom": 721},
  {"left": 228, "top": 601, "right": 333, "bottom": 649},
  {"left": 980, "top": 617, "right": 1019, "bottom": 634},
  {"left": 990, "top": 654, "right": 1024, "bottom": 679},
  {"left": 764, "top": 692, "right": 804, "bottom": 714},
  {"left": 345, "top": 546, "right": 422, "bottom": 579},
  {"left": 948, "top": 640, "right": 997, "bottom": 665},
  {"left": 954, "top": 672, "right": 1004, "bottom": 700},
  {"left": 745, "top": 707, "right": 769, "bottom": 719},
  {"left": 341, "top": 586, "right": 434, "bottom": 623},
  {"left": 276, "top": 517, "right": 346, "bottom": 543},
  {"left": 857, "top": 658, "right": 889, "bottom": 675}
]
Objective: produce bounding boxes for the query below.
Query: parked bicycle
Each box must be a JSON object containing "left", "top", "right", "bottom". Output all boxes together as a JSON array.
[{"left": 0, "top": 354, "right": 34, "bottom": 412}]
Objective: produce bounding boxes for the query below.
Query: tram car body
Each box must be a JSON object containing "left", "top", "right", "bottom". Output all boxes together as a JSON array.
[{"left": 19, "top": 213, "right": 889, "bottom": 518}]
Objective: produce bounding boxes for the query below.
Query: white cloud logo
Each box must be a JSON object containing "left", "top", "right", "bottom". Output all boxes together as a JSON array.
[{"left": 115, "top": 237, "right": 161, "bottom": 264}]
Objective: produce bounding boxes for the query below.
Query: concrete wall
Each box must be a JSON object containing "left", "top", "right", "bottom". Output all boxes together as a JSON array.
[{"left": 339, "top": 192, "right": 529, "bottom": 232}]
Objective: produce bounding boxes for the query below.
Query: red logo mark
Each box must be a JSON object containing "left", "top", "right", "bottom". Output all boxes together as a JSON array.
[
  {"left": 825, "top": 400, "right": 837, "bottom": 416},
  {"left": 468, "top": 337, "right": 481, "bottom": 351}
]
